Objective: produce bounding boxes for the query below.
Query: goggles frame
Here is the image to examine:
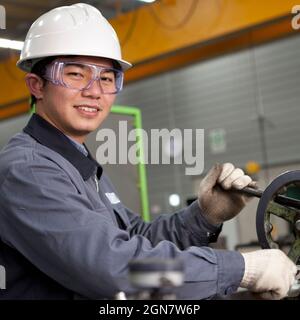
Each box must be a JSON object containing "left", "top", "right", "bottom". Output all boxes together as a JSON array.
[{"left": 43, "top": 61, "right": 124, "bottom": 94}]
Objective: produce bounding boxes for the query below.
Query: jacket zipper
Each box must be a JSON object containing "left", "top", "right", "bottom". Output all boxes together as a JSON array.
[{"left": 94, "top": 175, "right": 99, "bottom": 192}]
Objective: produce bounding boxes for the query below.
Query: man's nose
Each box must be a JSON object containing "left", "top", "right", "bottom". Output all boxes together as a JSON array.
[{"left": 82, "top": 79, "right": 103, "bottom": 98}]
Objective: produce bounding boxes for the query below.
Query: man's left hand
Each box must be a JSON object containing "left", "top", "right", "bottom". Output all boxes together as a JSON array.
[{"left": 198, "top": 162, "right": 257, "bottom": 225}]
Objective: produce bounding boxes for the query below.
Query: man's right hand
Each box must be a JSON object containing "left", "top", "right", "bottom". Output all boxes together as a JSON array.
[{"left": 240, "top": 249, "right": 297, "bottom": 300}]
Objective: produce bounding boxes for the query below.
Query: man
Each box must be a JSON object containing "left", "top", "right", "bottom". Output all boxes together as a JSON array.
[{"left": 0, "top": 3, "right": 296, "bottom": 300}]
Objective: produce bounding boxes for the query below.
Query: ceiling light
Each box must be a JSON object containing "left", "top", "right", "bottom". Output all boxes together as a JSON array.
[
  {"left": 138, "top": 0, "right": 156, "bottom": 3},
  {"left": 0, "top": 38, "right": 23, "bottom": 50},
  {"left": 169, "top": 194, "right": 180, "bottom": 207}
]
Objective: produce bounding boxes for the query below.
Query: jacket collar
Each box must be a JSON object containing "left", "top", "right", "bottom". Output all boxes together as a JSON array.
[{"left": 23, "top": 114, "right": 102, "bottom": 180}]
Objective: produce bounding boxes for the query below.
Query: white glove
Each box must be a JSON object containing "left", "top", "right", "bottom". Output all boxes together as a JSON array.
[
  {"left": 217, "top": 162, "right": 253, "bottom": 190},
  {"left": 240, "top": 249, "right": 297, "bottom": 300},
  {"left": 198, "top": 163, "right": 256, "bottom": 225}
]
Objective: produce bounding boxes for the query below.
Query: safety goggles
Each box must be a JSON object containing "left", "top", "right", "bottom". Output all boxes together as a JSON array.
[{"left": 43, "top": 61, "right": 124, "bottom": 94}]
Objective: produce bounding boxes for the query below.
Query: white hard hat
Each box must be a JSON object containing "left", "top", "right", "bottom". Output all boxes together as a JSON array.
[{"left": 17, "top": 3, "right": 132, "bottom": 72}]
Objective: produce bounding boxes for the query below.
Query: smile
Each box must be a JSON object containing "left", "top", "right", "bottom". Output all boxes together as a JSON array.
[{"left": 75, "top": 105, "right": 101, "bottom": 113}]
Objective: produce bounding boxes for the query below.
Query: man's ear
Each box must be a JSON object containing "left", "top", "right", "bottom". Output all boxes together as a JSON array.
[{"left": 25, "top": 73, "right": 45, "bottom": 100}]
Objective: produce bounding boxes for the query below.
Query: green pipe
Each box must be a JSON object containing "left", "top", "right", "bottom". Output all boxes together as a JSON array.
[{"left": 111, "top": 105, "right": 150, "bottom": 222}]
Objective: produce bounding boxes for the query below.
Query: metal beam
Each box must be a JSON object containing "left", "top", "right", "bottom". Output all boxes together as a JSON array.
[
  {"left": 109, "top": 0, "right": 298, "bottom": 82},
  {"left": 124, "top": 15, "right": 297, "bottom": 82}
]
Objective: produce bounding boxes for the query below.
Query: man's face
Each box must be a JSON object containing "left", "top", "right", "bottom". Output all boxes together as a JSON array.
[{"left": 36, "top": 56, "right": 117, "bottom": 143}]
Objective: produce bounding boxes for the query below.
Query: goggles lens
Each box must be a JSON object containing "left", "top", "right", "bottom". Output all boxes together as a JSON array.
[{"left": 46, "top": 61, "right": 123, "bottom": 94}]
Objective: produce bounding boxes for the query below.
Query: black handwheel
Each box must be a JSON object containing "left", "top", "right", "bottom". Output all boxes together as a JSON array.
[{"left": 256, "top": 171, "right": 300, "bottom": 264}]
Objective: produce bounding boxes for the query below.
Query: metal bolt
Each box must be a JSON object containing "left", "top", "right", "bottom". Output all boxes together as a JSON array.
[
  {"left": 265, "top": 222, "right": 273, "bottom": 233},
  {"left": 295, "top": 220, "right": 300, "bottom": 231}
]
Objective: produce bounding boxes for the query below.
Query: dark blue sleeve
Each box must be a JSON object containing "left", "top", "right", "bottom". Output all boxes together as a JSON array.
[{"left": 125, "top": 201, "right": 222, "bottom": 249}]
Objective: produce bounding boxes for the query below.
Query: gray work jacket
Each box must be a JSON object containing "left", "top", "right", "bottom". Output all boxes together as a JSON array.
[{"left": 0, "top": 114, "right": 244, "bottom": 299}]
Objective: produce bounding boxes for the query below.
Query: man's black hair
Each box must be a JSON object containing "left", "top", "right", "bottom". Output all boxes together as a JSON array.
[{"left": 30, "top": 56, "right": 56, "bottom": 109}]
